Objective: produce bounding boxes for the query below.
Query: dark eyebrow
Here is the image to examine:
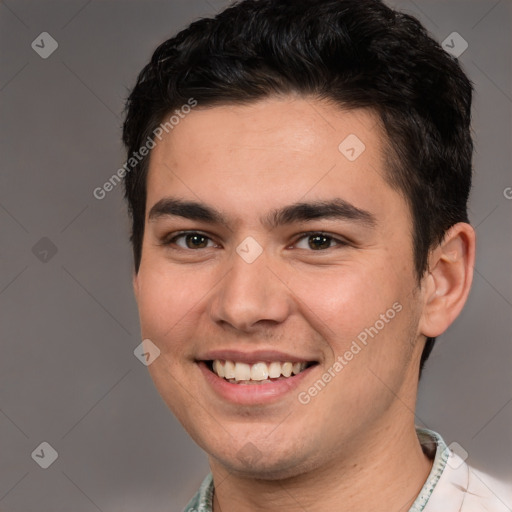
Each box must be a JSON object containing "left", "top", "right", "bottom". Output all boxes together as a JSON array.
[
  {"left": 148, "top": 197, "right": 376, "bottom": 229},
  {"left": 264, "top": 199, "right": 376, "bottom": 229},
  {"left": 148, "top": 198, "right": 227, "bottom": 225}
]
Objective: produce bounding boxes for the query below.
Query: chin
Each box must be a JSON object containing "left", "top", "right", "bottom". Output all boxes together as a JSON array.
[
  {"left": 223, "top": 460, "right": 305, "bottom": 481},
  {"left": 210, "top": 445, "right": 317, "bottom": 481}
]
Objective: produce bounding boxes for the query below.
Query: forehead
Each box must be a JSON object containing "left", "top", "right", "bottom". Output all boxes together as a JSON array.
[{"left": 145, "top": 97, "right": 402, "bottom": 225}]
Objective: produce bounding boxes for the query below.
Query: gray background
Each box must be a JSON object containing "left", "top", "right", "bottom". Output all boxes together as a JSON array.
[{"left": 0, "top": 0, "right": 511, "bottom": 510}]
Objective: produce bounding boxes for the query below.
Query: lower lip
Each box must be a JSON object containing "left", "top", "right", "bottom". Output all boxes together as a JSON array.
[{"left": 198, "top": 362, "right": 317, "bottom": 405}]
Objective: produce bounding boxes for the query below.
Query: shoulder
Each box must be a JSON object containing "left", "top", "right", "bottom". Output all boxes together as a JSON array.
[
  {"left": 413, "top": 428, "right": 511, "bottom": 512},
  {"left": 424, "top": 452, "right": 512, "bottom": 512},
  {"left": 465, "top": 465, "right": 512, "bottom": 512}
]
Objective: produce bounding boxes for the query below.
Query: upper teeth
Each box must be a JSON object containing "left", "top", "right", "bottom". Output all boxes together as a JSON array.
[{"left": 212, "top": 360, "right": 307, "bottom": 381}]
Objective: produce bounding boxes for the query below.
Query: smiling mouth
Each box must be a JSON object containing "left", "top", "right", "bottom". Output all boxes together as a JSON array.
[{"left": 205, "top": 360, "right": 318, "bottom": 384}]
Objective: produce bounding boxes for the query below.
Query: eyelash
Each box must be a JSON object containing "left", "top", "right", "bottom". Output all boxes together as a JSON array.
[{"left": 161, "top": 231, "right": 349, "bottom": 251}]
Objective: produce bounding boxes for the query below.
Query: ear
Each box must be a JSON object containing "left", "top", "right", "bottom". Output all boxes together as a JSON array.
[{"left": 418, "top": 222, "right": 476, "bottom": 338}]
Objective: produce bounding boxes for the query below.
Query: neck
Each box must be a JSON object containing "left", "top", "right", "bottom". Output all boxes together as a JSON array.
[{"left": 210, "top": 418, "right": 433, "bottom": 512}]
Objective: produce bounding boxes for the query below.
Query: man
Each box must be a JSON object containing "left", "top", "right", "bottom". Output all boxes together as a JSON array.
[{"left": 121, "top": 0, "right": 508, "bottom": 510}]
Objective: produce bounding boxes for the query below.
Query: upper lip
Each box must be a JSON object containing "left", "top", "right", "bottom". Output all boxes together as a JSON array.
[{"left": 196, "top": 349, "right": 318, "bottom": 365}]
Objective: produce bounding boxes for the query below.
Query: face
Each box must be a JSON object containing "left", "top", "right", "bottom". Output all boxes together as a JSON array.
[{"left": 134, "top": 96, "right": 427, "bottom": 479}]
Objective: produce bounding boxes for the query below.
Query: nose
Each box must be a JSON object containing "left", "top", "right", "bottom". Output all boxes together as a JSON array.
[{"left": 209, "top": 246, "right": 292, "bottom": 333}]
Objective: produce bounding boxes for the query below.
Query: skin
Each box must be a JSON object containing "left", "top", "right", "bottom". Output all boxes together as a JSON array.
[{"left": 133, "top": 95, "right": 475, "bottom": 511}]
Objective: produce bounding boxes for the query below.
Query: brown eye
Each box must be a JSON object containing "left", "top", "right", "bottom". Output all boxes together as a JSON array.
[
  {"left": 308, "top": 234, "right": 332, "bottom": 250},
  {"left": 165, "top": 232, "right": 215, "bottom": 249},
  {"left": 188, "top": 234, "right": 209, "bottom": 248},
  {"left": 294, "top": 232, "right": 346, "bottom": 251}
]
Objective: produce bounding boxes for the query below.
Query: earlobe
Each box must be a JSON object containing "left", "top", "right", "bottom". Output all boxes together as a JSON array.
[{"left": 419, "top": 223, "right": 476, "bottom": 338}]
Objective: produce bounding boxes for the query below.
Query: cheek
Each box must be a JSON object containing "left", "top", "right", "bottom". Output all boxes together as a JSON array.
[
  {"left": 136, "top": 263, "right": 209, "bottom": 344},
  {"left": 284, "top": 261, "right": 401, "bottom": 346}
]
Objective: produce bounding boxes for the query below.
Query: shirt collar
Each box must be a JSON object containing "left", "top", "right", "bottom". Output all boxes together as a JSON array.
[{"left": 409, "top": 427, "right": 450, "bottom": 511}]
